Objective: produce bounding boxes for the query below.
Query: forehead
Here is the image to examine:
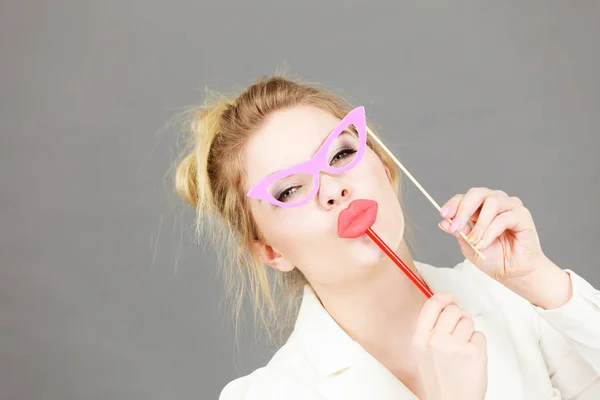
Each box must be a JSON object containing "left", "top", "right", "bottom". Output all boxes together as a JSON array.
[{"left": 244, "top": 105, "right": 342, "bottom": 188}]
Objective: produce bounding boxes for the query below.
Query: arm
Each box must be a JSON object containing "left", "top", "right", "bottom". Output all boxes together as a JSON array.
[
  {"left": 504, "top": 262, "right": 600, "bottom": 398},
  {"left": 503, "top": 260, "right": 600, "bottom": 371},
  {"left": 436, "top": 187, "right": 600, "bottom": 396}
]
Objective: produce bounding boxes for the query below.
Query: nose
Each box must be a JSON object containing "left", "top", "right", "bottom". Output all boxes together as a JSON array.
[{"left": 318, "top": 173, "right": 351, "bottom": 209}]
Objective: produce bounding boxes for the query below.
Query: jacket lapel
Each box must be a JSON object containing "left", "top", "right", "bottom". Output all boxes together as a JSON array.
[
  {"left": 316, "top": 352, "right": 418, "bottom": 400},
  {"left": 293, "top": 259, "right": 525, "bottom": 400},
  {"left": 294, "top": 285, "right": 417, "bottom": 399}
]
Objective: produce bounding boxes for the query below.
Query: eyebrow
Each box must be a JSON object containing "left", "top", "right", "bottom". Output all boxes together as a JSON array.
[
  {"left": 260, "top": 126, "right": 347, "bottom": 180},
  {"left": 312, "top": 127, "right": 338, "bottom": 157}
]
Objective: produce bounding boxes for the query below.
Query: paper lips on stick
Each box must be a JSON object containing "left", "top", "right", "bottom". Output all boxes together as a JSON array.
[
  {"left": 337, "top": 199, "right": 378, "bottom": 238},
  {"left": 337, "top": 199, "right": 434, "bottom": 298}
]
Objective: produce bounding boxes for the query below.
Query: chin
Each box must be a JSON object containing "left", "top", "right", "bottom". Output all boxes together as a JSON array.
[
  {"left": 343, "top": 234, "right": 390, "bottom": 268},
  {"left": 372, "top": 204, "right": 405, "bottom": 243}
]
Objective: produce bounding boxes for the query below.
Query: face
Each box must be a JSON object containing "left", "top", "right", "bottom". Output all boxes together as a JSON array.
[{"left": 244, "top": 105, "right": 405, "bottom": 288}]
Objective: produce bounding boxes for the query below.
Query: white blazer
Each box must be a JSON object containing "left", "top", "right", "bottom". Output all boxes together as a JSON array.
[{"left": 219, "top": 259, "right": 600, "bottom": 399}]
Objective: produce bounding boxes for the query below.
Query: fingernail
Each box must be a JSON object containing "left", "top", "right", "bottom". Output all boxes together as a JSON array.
[
  {"left": 475, "top": 238, "right": 486, "bottom": 250},
  {"left": 439, "top": 220, "right": 450, "bottom": 231},
  {"left": 450, "top": 218, "right": 462, "bottom": 233},
  {"left": 466, "top": 229, "right": 478, "bottom": 243},
  {"left": 441, "top": 207, "right": 450, "bottom": 217}
]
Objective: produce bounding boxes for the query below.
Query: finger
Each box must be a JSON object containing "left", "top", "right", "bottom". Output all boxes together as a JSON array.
[
  {"left": 467, "top": 195, "right": 518, "bottom": 246},
  {"left": 452, "top": 316, "right": 475, "bottom": 342},
  {"left": 439, "top": 217, "right": 473, "bottom": 238},
  {"left": 475, "top": 207, "right": 533, "bottom": 250},
  {"left": 469, "top": 331, "right": 487, "bottom": 350},
  {"left": 432, "top": 304, "right": 468, "bottom": 334},
  {"left": 415, "top": 293, "right": 459, "bottom": 338},
  {"left": 451, "top": 187, "right": 497, "bottom": 233},
  {"left": 440, "top": 194, "right": 464, "bottom": 220}
]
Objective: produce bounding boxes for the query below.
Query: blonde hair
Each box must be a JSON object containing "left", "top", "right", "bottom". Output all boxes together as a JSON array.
[{"left": 173, "top": 74, "right": 410, "bottom": 347}]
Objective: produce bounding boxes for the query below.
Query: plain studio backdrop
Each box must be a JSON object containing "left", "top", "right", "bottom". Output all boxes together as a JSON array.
[{"left": 1, "top": 1, "right": 599, "bottom": 399}]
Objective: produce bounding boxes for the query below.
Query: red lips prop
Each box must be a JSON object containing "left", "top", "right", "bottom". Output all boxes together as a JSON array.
[
  {"left": 337, "top": 199, "right": 434, "bottom": 298},
  {"left": 337, "top": 199, "right": 378, "bottom": 238}
]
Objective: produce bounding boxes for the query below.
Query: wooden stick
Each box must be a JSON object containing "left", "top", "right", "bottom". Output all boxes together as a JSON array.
[{"left": 366, "top": 126, "right": 486, "bottom": 260}]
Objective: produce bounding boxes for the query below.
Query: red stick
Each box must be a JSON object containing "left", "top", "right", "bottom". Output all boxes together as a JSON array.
[{"left": 366, "top": 227, "right": 433, "bottom": 298}]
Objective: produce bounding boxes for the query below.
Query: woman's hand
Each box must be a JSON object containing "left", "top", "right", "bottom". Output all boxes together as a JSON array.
[
  {"left": 438, "top": 187, "right": 573, "bottom": 309},
  {"left": 412, "top": 293, "right": 488, "bottom": 400},
  {"left": 438, "top": 187, "right": 550, "bottom": 283}
]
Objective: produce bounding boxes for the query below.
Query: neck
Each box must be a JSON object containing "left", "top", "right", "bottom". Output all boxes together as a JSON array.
[{"left": 310, "top": 240, "right": 428, "bottom": 371}]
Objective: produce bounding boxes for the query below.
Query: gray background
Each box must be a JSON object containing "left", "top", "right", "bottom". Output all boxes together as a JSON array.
[{"left": 1, "top": 1, "right": 599, "bottom": 399}]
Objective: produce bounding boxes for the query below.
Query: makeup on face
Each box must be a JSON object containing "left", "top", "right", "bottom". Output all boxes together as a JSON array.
[{"left": 247, "top": 106, "right": 367, "bottom": 209}]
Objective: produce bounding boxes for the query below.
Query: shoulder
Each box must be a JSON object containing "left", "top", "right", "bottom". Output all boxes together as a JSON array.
[
  {"left": 218, "top": 332, "right": 320, "bottom": 400},
  {"left": 218, "top": 367, "right": 273, "bottom": 400},
  {"left": 218, "top": 366, "right": 317, "bottom": 400}
]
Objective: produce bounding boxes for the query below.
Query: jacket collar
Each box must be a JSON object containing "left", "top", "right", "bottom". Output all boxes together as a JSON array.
[
  {"left": 292, "top": 259, "right": 523, "bottom": 400},
  {"left": 293, "top": 281, "right": 417, "bottom": 399}
]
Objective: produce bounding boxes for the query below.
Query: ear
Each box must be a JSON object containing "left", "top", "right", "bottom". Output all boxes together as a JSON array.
[
  {"left": 252, "top": 240, "right": 296, "bottom": 272},
  {"left": 384, "top": 165, "right": 393, "bottom": 183}
]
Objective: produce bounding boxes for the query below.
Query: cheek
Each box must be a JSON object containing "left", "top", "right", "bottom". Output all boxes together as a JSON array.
[
  {"left": 359, "top": 154, "right": 405, "bottom": 239},
  {"left": 266, "top": 210, "right": 330, "bottom": 253},
  {"left": 354, "top": 153, "right": 391, "bottom": 189}
]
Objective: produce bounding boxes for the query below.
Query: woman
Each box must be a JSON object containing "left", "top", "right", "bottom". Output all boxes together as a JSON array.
[{"left": 174, "top": 76, "right": 600, "bottom": 399}]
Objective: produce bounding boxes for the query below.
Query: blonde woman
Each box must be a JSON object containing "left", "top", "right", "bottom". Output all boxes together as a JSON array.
[{"left": 174, "top": 76, "right": 600, "bottom": 399}]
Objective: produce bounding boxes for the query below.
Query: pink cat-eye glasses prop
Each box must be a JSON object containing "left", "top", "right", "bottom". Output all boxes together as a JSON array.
[{"left": 246, "top": 106, "right": 367, "bottom": 208}]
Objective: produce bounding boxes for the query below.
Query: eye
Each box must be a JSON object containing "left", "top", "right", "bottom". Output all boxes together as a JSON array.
[
  {"left": 274, "top": 147, "right": 358, "bottom": 204},
  {"left": 277, "top": 186, "right": 300, "bottom": 203},
  {"left": 330, "top": 148, "right": 357, "bottom": 165}
]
